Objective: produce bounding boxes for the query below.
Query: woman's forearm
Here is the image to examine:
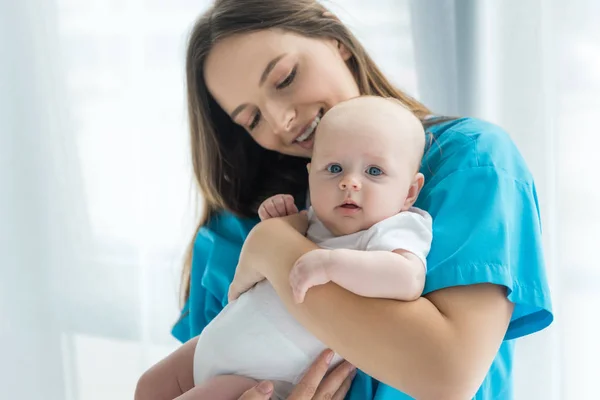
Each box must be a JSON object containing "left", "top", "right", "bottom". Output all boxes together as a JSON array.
[{"left": 247, "top": 218, "right": 512, "bottom": 400}]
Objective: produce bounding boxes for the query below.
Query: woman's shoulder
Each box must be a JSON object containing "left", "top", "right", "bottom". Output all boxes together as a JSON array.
[{"left": 422, "top": 117, "right": 533, "bottom": 188}]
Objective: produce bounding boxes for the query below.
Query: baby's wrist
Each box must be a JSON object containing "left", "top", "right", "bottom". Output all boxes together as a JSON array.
[{"left": 327, "top": 249, "right": 346, "bottom": 277}]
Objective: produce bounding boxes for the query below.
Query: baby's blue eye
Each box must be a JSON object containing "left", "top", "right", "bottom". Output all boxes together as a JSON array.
[
  {"left": 367, "top": 166, "right": 383, "bottom": 176},
  {"left": 327, "top": 164, "right": 343, "bottom": 174}
]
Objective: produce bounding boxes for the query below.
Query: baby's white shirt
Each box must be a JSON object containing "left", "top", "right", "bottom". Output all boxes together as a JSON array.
[{"left": 306, "top": 206, "right": 433, "bottom": 269}]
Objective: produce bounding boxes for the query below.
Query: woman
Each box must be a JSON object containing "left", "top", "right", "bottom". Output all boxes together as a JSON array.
[{"left": 171, "top": 0, "right": 553, "bottom": 399}]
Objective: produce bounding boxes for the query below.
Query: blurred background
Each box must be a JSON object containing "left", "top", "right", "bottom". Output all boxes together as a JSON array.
[{"left": 0, "top": 0, "right": 597, "bottom": 399}]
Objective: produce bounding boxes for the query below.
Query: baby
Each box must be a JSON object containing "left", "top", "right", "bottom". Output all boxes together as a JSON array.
[{"left": 135, "top": 96, "right": 433, "bottom": 400}]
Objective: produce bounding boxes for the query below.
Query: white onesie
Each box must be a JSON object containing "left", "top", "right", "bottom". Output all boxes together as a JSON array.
[{"left": 193, "top": 207, "right": 432, "bottom": 399}]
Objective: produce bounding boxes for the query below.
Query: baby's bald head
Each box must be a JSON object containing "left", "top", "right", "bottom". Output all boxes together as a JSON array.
[
  {"left": 307, "top": 96, "right": 427, "bottom": 235},
  {"left": 313, "top": 96, "right": 425, "bottom": 171}
]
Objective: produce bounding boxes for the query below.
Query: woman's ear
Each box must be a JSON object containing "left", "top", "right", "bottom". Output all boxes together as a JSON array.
[
  {"left": 403, "top": 173, "right": 425, "bottom": 210},
  {"left": 337, "top": 40, "right": 352, "bottom": 61},
  {"left": 306, "top": 163, "right": 311, "bottom": 173}
]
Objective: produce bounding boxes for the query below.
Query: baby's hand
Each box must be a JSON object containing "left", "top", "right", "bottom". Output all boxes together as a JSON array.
[
  {"left": 289, "top": 249, "right": 333, "bottom": 303},
  {"left": 258, "top": 194, "right": 298, "bottom": 220},
  {"left": 228, "top": 261, "right": 266, "bottom": 303}
]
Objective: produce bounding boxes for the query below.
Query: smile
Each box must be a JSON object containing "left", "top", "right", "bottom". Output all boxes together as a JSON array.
[{"left": 294, "top": 109, "right": 324, "bottom": 144}]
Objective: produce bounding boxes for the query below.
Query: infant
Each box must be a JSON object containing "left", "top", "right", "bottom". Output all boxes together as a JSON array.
[{"left": 135, "top": 96, "right": 433, "bottom": 400}]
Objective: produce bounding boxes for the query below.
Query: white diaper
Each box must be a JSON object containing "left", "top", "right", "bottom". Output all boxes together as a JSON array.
[{"left": 193, "top": 280, "right": 343, "bottom": 400}]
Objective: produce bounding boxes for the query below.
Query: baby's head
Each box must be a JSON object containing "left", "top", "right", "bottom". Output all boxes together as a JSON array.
[{"left": 308, "top": 96, "right": 426, "bottom": 236}]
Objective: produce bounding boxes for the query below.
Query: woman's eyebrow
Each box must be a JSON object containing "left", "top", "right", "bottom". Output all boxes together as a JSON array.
[
  {"left": 230, "top": 53, "right": 288, "bottom": 121},
  {"left": 230, "top": 104, "right": 248, "bottom": 121},
  {"left": 259, "top": 53, "right": 286, "bottom": 86}
]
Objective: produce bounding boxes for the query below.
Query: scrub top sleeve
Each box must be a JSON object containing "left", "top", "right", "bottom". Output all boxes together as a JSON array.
[
  {"left": 172, "top": 212, "right": 253, "bottom": 341},
  {"left": 421, "top": 166, "right": 553, "bottom": 340}
]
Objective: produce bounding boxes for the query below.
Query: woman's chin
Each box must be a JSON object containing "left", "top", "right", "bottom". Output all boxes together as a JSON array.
[{"left": 281, "top": 146, "right": 313, "bottom": 159}]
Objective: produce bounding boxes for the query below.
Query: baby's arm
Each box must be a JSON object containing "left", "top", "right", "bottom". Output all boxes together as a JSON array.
[
  {"left": 328, "top": 248, "right": 425, "bottom": 301},
  {"left": 258, "top": 194, "right": 298, "bottom": 220},
  {"left": 290, "top": 248, "right": 425, "bottom": 303}
]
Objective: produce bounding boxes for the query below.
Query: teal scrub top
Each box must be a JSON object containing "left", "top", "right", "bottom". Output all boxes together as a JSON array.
[{"left": 172, "top": 117, "right": 554, "bottom": 399}]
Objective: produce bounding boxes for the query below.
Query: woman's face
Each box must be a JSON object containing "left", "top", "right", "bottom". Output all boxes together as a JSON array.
[{"left": 204, "top": 29, "right": 360, "bottom": 158}]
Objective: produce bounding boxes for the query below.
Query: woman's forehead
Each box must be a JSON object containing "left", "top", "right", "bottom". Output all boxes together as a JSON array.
[
  {"left": 204, "top": 30, "right": 297, "bottom": 111},
  {"left": 205, "top": 30, "right": 303, "bottom": 77}
]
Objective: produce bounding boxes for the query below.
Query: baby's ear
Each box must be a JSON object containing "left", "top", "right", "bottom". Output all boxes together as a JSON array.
[
  {"left": 403, "top": 173, "right": 425, "bottom": 210},
  {"left": 306, "top": 163, "right": 311, "bottom": 173}
]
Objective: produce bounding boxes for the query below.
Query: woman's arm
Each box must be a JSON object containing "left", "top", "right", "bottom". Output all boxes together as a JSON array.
[{"left": 243, "top": 217, "right": 514, "bottom": 400}]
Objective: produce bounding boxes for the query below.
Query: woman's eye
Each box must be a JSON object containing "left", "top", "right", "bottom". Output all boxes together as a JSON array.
[
  {"left": 249, "top": 112, "right": 261, "bottom": 130},
  {"left": 276, "top": 66, "right": 297, "bottom": 90},
  {"left": 367, "top": 166, "right": 383, "bottom": 176},
  {"left": 327, "top": 164, "right": 343, "bottom": 174}
]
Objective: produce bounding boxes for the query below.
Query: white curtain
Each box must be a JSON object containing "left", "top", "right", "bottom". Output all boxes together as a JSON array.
[
  {"left": 2, "top": 0, "right": 596, "bottom": 399},
  {"left": 410, "top": 0, "right": 599, "bottom": 399},
  {"left": 1, "top": 0, "right": 201, "bottom": 399}
]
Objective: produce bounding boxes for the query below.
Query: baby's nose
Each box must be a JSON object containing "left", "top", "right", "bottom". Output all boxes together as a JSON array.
[{"left": 339, "top": 176, "right": 362, "bottom": 191}]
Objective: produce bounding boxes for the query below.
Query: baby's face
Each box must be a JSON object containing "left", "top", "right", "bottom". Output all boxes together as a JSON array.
[{"left": 309, "top": 101, "right": 423, "bottom": 236}]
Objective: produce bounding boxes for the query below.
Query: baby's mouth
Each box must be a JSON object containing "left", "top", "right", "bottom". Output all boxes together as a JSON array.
[{"left": 338, "top": 199, "right": 361, "bottom": 210}]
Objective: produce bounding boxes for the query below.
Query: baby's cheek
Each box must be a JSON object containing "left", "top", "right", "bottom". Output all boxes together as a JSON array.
[
  {"left": 311, "top": 186, "right": 333, "bottom": 209},
  {"left": 366, "top": 195, "right": 397, "bottom": 220},
  {"left": 311, "top": 199, "right": 332, "bottom": 222}
]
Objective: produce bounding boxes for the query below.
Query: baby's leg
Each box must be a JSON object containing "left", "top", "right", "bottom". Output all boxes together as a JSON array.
[
  {"left": 175, "top": 375, "right": 257, "bottom": 400},
  {"left": 134, "top": 337, "right": 198, "bottom": 400},
  {"left": 135, "top": 336, "right": 257, "bottom": 400}
]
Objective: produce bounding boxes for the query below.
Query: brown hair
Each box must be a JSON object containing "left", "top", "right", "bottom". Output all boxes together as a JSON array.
[{"left": 180, "top": 0, "right": 441, "bottom": 306}]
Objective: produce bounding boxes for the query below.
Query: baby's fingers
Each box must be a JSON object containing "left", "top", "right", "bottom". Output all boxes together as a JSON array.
[
  {"left": 272, "top": 196, "right": 288, "bottom": 217},
  {"left": 283, "top": 195, "right": 299, "bottom": 215}
]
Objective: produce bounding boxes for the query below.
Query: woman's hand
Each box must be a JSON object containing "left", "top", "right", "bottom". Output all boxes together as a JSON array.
[
  {"left": 228, "top": 212, "right": 310, "bottom": 302},
  {"left": 237, "top": 349, "right": 356, "bottom": 400}
]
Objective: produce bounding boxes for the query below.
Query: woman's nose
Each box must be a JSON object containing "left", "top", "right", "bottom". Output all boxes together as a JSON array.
[
  {"left": 263, "top": 100, "right": 295, "bottom": 136},
  {"left": 339, "top": 176, "right": 362, "bottom": 191}
]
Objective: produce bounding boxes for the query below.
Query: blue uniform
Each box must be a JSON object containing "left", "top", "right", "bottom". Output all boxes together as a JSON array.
[{"left": 172, "top": 117, "right": 553, "bottom": 399}]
